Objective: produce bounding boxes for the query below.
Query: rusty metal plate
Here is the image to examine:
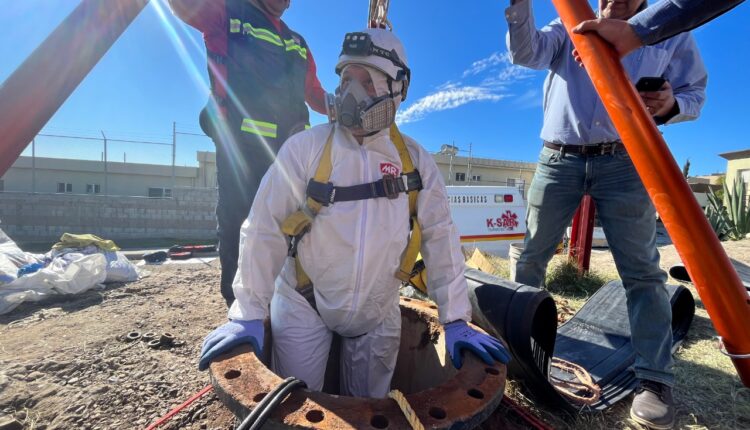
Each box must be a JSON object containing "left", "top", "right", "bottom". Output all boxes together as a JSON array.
[{"left": 210, "top": 297, "right": 507, "bottom": 429}]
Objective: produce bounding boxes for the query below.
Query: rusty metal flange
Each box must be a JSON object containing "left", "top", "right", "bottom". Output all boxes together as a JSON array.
[{"left": 209, "top": 297, "right": 507, "bottom": 429}]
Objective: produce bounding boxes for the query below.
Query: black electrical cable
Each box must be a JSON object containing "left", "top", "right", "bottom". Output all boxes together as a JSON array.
[
  {"left": 235, "top": 377, "right": 307, "bottom": 430},
  {"left": 236, "top": 377, "right": 297, "bottom": 430},
  {"left": 248, "top": 378, "right": 307, "bottom": 430}
]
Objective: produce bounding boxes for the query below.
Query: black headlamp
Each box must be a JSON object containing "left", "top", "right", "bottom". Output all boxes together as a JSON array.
[{"left": 340, "top": 32, "right": 410, "bottom": 82}]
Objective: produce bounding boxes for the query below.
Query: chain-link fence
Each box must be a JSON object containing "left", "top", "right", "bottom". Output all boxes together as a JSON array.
[{"left": 2, "top": 123, "right": 213, "bottom": 197}]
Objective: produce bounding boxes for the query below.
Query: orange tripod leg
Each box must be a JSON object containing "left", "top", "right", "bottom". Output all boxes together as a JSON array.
[{"left": 0, "top": 0, "right": 149, "bottom": 177}]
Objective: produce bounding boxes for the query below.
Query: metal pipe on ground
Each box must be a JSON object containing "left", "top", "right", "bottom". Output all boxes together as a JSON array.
[
  {"left": 0, "top": 0, "right": 150, "bottom": 177},
  {"left": 550, "top": 0, "right": 750, "bottom": 386}
]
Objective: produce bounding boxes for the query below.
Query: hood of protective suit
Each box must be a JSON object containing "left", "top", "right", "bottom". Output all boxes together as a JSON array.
[{"left": 228, "top": 124, "right": 472, "bottom": 337}]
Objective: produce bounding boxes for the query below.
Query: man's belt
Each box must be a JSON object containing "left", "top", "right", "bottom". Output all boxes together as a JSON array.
[{"left": 543, "top": 141, "right": 624, "bottom": 156}]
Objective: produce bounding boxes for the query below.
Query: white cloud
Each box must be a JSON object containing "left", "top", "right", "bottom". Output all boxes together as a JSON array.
[
  {"left": 396, "top": 51, "right": 538, "bottom": 124},
  {"left": 396, "top": 87, "right": 507, "bottom": 124},
  {"left": 462, "top": 52, "right": 510, "bottom": 78}
]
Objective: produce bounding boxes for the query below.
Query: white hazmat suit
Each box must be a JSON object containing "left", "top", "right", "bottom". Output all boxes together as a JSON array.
[{"left": 228, "top": 49, "right": 473, "bottom": 400}]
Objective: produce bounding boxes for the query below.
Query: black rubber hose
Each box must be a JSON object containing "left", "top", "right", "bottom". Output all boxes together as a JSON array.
[
  {"left": 236, "top": 377, "right": 306, "bottom": 430},
  {"left": 236, "top": 377, "right": 296, "bottom": 430},
  {"left": 248, "top": 379, "right": 307, "bottom": 430}
]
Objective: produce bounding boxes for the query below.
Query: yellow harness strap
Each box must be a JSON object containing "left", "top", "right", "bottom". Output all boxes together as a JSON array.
[
  {"left": 282, "top": 124, "right": 422, "bottom": 291},
  {"left": 391, "top": 125, "right": 422, "bottom": 283}
]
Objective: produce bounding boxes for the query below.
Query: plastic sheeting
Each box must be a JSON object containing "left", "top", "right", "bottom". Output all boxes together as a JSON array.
[{"left": 0, "top": 228, "right": 139, "bottom": 315}]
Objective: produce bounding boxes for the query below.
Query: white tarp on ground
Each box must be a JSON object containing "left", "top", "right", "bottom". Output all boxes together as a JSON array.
[{"left": 0, "top": 228, "right": 139, "bottom": 315}]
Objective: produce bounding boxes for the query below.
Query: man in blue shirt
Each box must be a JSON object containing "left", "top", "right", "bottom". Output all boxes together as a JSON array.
[
  {"left": 573, "top": 0, "right": 744, "bottom": 57},
  {"left": 505, "top": 0, "right": 707, "bottom": 427}
]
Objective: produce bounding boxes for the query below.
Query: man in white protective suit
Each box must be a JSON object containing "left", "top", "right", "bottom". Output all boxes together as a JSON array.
[{"left": 198, "top": 28, "right": 510, "bottom": 398}]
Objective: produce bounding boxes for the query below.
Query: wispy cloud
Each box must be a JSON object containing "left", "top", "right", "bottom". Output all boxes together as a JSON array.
[
  {"left": 396, "top": 87, "right": 507, "bottom": 124},
  {"left": 396, "top": 51, "right": 537, "bottom": 124},
  {"left": 462, "top": 52, "right": 509, "bottom": 78}
]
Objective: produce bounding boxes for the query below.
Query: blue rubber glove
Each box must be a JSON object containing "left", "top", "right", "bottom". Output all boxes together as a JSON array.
[
  {"left": 198, "top": 319, "right": 264, "bottom": 371},
  {"left": 444, "top": 320, "right": 511, "bottom": 369}
]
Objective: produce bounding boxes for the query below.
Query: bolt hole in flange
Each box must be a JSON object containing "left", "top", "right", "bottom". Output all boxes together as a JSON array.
[
  {"left": 467, "top": 388, "right": 485, "bottom": 399},
  {"left": 402, "top": 298, "right": 412, "bottom": 302},
  {"left": 306, "top": 410, "right": 325, "bottom": 423},
  {"left": 253, "top": 392, "right": 267, "bottom": 402},
  {"left": 428, "top": 407, "right": 446, "bottom": 420},
  {"left": 370, "top": 414, "right": 389, "bottom": 428},
  {"left": 224, "top": 369, "right": 241, "bottom": 380}
]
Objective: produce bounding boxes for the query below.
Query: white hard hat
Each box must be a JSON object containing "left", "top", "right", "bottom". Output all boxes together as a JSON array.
[{"left": 336, "top": 29, "right": 410, "bottom": 87}]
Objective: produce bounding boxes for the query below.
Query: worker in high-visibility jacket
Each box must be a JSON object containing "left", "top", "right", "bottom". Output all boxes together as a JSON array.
[
  {"left": 198, "top": 28, "right": 510, "bottom": 398},
  {"left": 168, "top": 0, "right": 328, "bottom": 307}
]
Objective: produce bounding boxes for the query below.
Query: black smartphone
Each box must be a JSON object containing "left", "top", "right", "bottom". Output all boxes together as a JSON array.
[{"left": 635, "top": 76, "right": 666, "bottom": 92}]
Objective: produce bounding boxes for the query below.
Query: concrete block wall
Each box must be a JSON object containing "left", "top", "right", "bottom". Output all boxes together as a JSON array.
[{"left": 0, "top": 187, "right": 218, "bottom": 243}]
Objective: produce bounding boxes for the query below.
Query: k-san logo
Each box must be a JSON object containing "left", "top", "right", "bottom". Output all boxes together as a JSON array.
[
  {"left": 486, "top": 210, "right": 520, "bottom": 231},
  {"left": 380, "top": 162, "right": 400, "bottom": 176}
]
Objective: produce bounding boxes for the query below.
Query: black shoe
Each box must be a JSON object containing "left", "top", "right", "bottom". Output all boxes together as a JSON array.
[{"left": 630, "top": 380, "right": 675, "bottom": 429}]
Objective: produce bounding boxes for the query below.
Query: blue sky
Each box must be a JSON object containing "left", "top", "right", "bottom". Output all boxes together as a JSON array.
[{"left": 1, "top": 1, "right": 747, "bottom": 175}]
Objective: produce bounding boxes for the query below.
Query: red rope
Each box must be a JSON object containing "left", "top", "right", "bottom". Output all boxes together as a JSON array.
[
  {"left": 501, "top": 396, "right": 554, "bottom": 430},
  {"left": 144, "top": 384, "right": 214, "bottom": 430}
]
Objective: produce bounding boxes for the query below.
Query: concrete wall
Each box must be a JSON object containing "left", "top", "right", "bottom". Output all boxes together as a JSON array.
[
  {"left": 2, "top": 156, "right": 200, "bottom": 196},
  {"left": 0, "top": 187, "right": 218, "bottom": 243},
  {"left": 726, "top": 158, "right": 750, "bottom": 190}
]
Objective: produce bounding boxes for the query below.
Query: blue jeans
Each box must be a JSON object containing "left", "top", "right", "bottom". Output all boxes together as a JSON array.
[{"left": 515, "top": 146, "right": 674, "bottom": 386}]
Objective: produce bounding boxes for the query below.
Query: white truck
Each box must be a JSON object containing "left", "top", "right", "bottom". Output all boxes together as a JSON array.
[{"left": 447, "top": 186, "right": 527, "bottom": 257}]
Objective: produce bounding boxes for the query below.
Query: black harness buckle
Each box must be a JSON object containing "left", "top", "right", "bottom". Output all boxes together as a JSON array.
[
  {"left": 307, "top": 180, "right": 335, "bottom": 206},
  {"left": 382, "top": 174, "right": 401, "bottom": 199}
]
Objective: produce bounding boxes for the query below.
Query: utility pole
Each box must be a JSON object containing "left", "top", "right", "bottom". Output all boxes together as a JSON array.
[
  {"left": 101, "top": 130, "right": 108, "bottom": 196},
  {"left": 172, "top": 121, "right": 177, "bottom": 193},
  {"left": 31, "top": 138, "right": 36, "bottom": 193},
  {"left": 448, "top": 140, "right": 454, "bottom": 185},
  {"left": 467, "top": 142, "right": 473, "bottom": 184}
]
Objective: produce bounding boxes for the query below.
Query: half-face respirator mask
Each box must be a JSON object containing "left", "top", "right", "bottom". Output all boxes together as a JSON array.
[{"left": 333, "top": 78, "right": 398, "bottom": 133}]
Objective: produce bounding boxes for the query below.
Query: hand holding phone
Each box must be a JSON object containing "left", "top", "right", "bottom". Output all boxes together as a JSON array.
[{"left": 635, "top": 77, "right": 666, "bottom": 92}]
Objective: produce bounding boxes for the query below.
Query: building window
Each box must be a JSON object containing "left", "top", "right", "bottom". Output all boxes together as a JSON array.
[
  {"left": 86, "top": 184, "right": 101, "bottom": 194},
  {"left": 471, "top": 175, "right": 481, "bottom": 182},
  {"left": 148, "top": 187, "right": 172, "bottom": 198},
  {"left": 57, "top": 182, "right": 73, "bottom": 193},
  {"left": 455, "top": 172, "right": 466, "bottom": 182}
]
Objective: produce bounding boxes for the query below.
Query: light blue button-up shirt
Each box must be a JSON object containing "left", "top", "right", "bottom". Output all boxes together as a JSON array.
[
  {"left": 505, "top": 0, "right": 707, "bottom": 146},
  {"left": 630, "top": 0, "right": 744, "bottom": 45}
]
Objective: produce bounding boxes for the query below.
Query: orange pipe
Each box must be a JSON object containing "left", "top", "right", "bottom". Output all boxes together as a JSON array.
[
  {"left": 551, "top": 0, "right": 750, "bottom": 386},
  {"left": 568, "top": 196, "right": 595, "bottom": 274},
  {"left": 0, "top": 0, "right": 149, "bottom": 177}
]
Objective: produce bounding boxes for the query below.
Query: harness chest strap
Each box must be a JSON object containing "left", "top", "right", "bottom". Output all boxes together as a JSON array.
[{"left": 280, "top": 124, "right": 423, "bottom": 292}]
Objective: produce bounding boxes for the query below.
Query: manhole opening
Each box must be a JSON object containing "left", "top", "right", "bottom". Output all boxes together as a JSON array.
[
  {"left": 485, "top": 367, "right": 500, "bottom": 375},
  {"left": 467, "top": 388, "right": 485, "bottom": 399},
  {"left": 306, "top": 410, "right": 325, "bottom": 423},
  {"left": 428, "top": 305, "right": 438, "bottom": 310},
  {"left": 224, "top": 369, "right": 241, "bottom": 379},
  {"left": 370, "top": 414, "right": 389, "bottom": 428},
  {"left": 429, "top": 407, "right": 446, "bottom": 420},
  {"left": 253, "top": 392, "right": 267, "bottom": 402}
]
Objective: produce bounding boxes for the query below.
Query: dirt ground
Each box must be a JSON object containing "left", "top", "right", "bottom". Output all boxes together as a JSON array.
[{"left": 1, "top": 240, "right": 750, "bottom": 429}]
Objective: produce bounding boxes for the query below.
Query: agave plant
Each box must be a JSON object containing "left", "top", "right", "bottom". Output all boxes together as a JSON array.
[{"left": 704, "top": 179, "right": 750, "bottom": 241}]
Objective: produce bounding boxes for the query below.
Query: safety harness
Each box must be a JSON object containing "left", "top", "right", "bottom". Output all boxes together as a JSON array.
[{"left": 280, "top": 124, "right": 423, "bottom": 310}]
